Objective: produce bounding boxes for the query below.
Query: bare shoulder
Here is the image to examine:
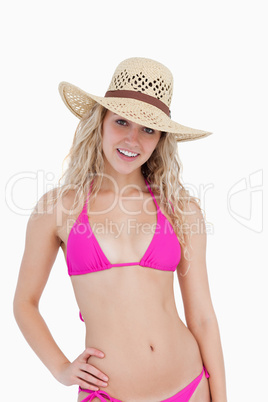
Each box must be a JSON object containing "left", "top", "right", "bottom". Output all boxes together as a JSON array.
[
  {"left": 181, "top": 200, "right": 206, "bottom": 236},
  {"left": 31, "top": 187, "right": 77, "bottom": 215},
  {"left": 177, "top": 200, "right": 207, "bottom": 272},
  {"left": 29, "top": 187, "right": 79, "bottom": 243}
]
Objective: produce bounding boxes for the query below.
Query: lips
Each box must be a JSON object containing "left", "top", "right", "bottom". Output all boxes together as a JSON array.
[
  {"left": 116, "top": 148, "right": 140, "bottom": 161},
  {"left": 117, "top": 148, "right": 140, "bottom": 156}
]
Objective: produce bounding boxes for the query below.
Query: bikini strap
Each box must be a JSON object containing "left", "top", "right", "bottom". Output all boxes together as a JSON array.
[
  {"left": 144, "top": 178, "right": 160, "bottom": 212},
  {"left": 78, "top": 387, "right": 113, "bottom": 401},
  {"left": 169, "top": 200, "right": 175, "bottom": 213},
  {"left": 83, "top": 178, "right": 94, "bottom": 211},
  {"left": 144, "top": 178, "right": 175, "bottom": 213}
]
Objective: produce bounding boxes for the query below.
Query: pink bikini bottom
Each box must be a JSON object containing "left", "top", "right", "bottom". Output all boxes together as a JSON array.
[{"left": 78, "top": 365, "right": 210, "bottom": 402}]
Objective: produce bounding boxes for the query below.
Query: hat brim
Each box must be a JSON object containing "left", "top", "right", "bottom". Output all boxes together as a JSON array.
[{"left": 58, "top": 82, "right": 212, "bottom": 142}]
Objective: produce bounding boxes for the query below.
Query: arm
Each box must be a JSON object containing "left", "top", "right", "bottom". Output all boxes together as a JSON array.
[
  {"left": 177, "top": 202, "right": 227, "bottom": 402},
  {"left": 13, "top": 190, "right": 109, "bottom": 390}
]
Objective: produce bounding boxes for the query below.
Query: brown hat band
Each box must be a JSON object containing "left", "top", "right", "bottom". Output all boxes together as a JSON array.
[{"left": 105, "top": 90, "right": 171, "bottom": 117}]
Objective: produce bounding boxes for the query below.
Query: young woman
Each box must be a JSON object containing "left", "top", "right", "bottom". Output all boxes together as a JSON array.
[{"left": 14, "top": 57, "right": 227, "bottom": 402}]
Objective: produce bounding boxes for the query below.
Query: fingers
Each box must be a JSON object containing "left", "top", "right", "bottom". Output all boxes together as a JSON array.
[
  {"left": 56, "top": 348, "right": 109, "bottom": 389},
  {"left": 77, "top": 363, "right": 108, "bottom": 391},
  {"left": 81, "top": 347, "right": 105, "bottom": 361},
  {"left": 77, "top": 377, "right": 100, "bottom": 392},
  {"left": 80, "top": 363, "right": 109, "bottom": 383},
  {"left": 75, "top": 348, "right": 109, "bottom": 391}
]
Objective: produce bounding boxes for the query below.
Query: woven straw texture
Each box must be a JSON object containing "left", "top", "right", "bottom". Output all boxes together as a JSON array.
[{"left": 58, "top": 57, "right": 212, "bottom": 142}]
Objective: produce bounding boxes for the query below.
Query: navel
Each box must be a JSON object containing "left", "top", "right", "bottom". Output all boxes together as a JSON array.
[{"left": 150, "top": 345, "right": 154, "bottom": 351}]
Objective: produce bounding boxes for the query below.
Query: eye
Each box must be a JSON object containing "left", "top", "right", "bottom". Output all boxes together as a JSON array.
[
  {"left": 116, "top": 119, "right": 127, "bottom": 126},
  {"left": 143, "top": 127, "right": 155, "bottom": 134}
]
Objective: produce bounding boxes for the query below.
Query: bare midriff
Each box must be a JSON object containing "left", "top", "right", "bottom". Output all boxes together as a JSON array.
[{"left": 69, "top": 266, "right": 203, "bottom": 402}]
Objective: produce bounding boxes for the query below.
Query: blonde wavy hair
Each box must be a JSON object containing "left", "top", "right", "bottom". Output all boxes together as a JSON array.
[{"left": 35, "top": 102, "right": 208, "bottom": 261}]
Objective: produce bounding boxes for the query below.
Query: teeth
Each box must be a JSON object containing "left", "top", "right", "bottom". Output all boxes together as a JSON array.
[{"left": 118, "top": 148, "right": 138, "bottom": 157}]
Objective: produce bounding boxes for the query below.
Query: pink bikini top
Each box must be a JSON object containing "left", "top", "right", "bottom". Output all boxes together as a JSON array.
[{"left": 66, "top": 177, "right": 181, "bottom": 276}]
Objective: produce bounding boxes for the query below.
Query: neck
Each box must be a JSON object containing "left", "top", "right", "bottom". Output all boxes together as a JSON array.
[{"left": 99, "top": 170, "right": 147, "bottom": 195}]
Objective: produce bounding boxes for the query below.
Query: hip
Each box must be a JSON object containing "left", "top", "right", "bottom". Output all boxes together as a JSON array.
[
  {"left": 84, "top": 318, "right": 204, "bottom": 401},
  {"left": 77, "top": 366, "right": 210, "bottom": 402}
]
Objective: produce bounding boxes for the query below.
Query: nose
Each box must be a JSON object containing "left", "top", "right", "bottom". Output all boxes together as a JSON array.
[{"left": 125, "top": 125, "right": 140, "bottom": 146}]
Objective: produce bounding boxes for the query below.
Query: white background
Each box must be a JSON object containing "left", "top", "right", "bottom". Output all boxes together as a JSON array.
[{"left": 1, "top": 1, "right": 267, "bottom": 401}]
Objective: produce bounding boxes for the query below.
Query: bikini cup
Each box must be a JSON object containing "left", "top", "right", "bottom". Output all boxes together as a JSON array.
[{"left": 66, "top": 177, "right": 181, "bottom": 276}]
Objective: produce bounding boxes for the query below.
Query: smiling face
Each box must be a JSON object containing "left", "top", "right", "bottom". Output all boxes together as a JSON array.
[{"left": 101, "top": 110, "right": 162, "bottom": 176}]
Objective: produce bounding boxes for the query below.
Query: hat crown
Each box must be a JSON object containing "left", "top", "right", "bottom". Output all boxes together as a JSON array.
[{"left": 107, "top": 57, "right": 174, "bottom": 108}]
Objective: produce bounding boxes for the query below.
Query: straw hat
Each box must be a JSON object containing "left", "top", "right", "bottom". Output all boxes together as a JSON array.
[{"left": 58, "top": 57, "right": 212, "bottom": 142}]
